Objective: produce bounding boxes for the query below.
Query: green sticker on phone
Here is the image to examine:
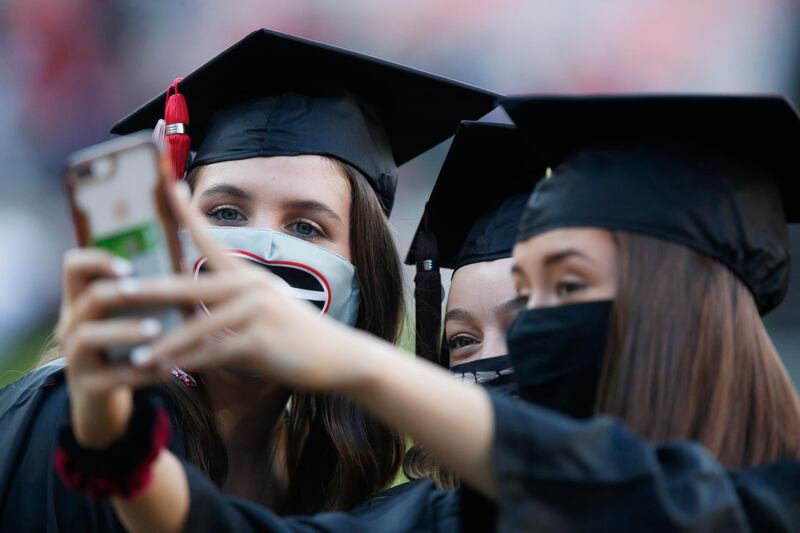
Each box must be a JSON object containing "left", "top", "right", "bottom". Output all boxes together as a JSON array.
[{"left": 93, "top": 222, "right": 160, "bottom": 260}]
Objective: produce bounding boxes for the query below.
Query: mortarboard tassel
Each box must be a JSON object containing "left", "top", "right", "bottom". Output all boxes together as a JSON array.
[
  {"left": 414, "top": 214, "right": 445, "bottom": 367},
  {"left": 164, "top": 78, "right": 190, "bottom": 181}
]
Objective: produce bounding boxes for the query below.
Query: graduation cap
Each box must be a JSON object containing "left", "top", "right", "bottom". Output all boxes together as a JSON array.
[
  {"left": 406, "top": 121, "right": 547, "bottom": 364},
  {"left": 502, "top": 94, "right": 800, "bottom": 314},
  {"left": 111, "top": 28, "right": 500, "bottom": 214}
]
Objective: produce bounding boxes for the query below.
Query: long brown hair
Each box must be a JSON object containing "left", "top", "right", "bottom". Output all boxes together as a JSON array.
[
  {"left": 276, "top": 160, "right": 406, "bottom": 513},
  {"left": 597, "top": 231, "right": 800, "bottom": 466},
  {"left": 39, "top": 158, "right": 406, "bottom": 514},
  {"left": 402, "top": 443, "right": 458, "bottom": 490}
]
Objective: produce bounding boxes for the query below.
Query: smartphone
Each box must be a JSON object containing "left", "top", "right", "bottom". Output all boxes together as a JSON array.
[{"left": 65, "top": 135, "right": 184, "bottom": 363}]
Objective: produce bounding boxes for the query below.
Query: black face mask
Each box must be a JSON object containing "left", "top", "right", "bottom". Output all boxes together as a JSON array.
[
  {"left": 450, "top": 355, "right": 517, "bottom": 397},
  {"left": 506, "top": 300, "right": 613, "bottom": 418}
]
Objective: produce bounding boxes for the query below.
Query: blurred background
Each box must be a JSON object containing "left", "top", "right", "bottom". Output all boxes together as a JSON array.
[{"left": 1, "top": 0, "right": 800, "bottom": 386}]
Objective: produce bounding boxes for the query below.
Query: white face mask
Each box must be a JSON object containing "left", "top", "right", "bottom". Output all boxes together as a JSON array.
[{"left": 179, "top": 227, "right": 361, "bottom": 326}]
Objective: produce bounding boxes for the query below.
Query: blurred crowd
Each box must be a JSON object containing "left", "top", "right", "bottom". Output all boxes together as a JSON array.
[{"left": 1, "top": 0, "right": 799, "bottom": 383}]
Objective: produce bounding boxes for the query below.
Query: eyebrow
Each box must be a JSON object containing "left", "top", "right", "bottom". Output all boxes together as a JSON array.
[
  {"left": 283, "top": 199, "right": 344, "bottom": 224},
  {"left": 543, "top": 248, "right": 595, "bottom": 267},
  {"left": 494, "top": 295, "right": 527, "bottom": 317},
  {"left": 198, "top": 184, "right": 254, "bottom": 201},
  {"left": 444, "top": 308, "right": 476, "bottom": 324}
]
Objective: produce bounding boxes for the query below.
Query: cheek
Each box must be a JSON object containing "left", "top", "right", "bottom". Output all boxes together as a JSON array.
[
  {"left": 600, "top": 272, "right": 618, "bottom": 298},
  {"left": 598, "top": 251, "right": 619, "bottom": 298},
  {"left": 334, "top": 219, "right": 352, "bottom": 262},
  {"left": 322, "top": 238, "right": 351, "bottom": 262},
  {"left": 577, "top": 266, "right": 617, "bottom": 302}
]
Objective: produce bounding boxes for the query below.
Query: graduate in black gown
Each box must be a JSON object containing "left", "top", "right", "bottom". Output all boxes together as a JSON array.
[
  {"left": 183, "top": 121, "right": 545, "bottom": 532},
  {"left": 14, "top": 96, "right": 800, "bottom": 533},
  {"left": 149, "top": 95, "right": 797, "bottom": 532},
  {"left": 182, "top": 121, "right": 546, "bottom": 533},
  {"left": 486, "top": 94, "right": 800, "bottom": 531},
  {"left": 0, "top": 28, "right": 498, "bottom": 531}
]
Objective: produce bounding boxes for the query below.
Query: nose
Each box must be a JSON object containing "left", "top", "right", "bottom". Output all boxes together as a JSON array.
[
  {"left": 250, "top": 212, "right": 282, "bottom": 232},
  {"left": 479, "top": 329, "right": 508, "bottom": 360},
  {"left": 525, "top": 288, "right": 559, "bottom": 310}
]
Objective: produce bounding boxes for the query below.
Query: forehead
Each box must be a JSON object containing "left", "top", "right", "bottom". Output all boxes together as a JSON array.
[
  {"left": 512, "top": 227, "right": 616, "bottom": 264},
  {"left": 448, "top": 258, "right": 516, "bottom": 312},
  {"left": 194, "top": 155, "right": 351, "bottom": 205}
]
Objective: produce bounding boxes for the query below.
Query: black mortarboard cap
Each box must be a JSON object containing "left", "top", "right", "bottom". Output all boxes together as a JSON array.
[
  {"left": 111, "top": 29, "right": 500, "bottom": 214},
  {"left": 406, "top": 121, "right": 546, "bottom": 270},
  {"left": 407, "top": 121, "right": 546, "bottom": 367},
  {"left": 503, "top": 95, "right": 800, "bottom": 314}
]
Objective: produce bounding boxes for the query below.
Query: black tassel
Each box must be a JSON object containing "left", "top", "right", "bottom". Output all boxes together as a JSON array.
[{"left": 414, "top": 220, "right": 445, "bottom": 367}]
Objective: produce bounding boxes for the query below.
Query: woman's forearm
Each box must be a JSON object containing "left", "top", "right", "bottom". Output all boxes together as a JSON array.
[
  {"left": 340, "top": 328, "right": 498, "bottom": 499},
  {"left": 112, "top": 450, "right": 189, "bottom": 533}
]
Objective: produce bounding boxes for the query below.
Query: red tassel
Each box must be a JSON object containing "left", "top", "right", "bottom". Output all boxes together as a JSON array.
[{"left": 164, "top": 78, "right": 191, "bottom": 181}]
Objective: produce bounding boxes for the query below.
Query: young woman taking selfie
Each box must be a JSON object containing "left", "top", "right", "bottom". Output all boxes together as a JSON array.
[
  {"left": 0, "top": 28, "right": 497, "bottom": 531},
  {"left": 89, "top": 95, "right": 800, "bottom": 532},
  {"left": 7, "top": 95, "right": 799, "bottom": 532}
]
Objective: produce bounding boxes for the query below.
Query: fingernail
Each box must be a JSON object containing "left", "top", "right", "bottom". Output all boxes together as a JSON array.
[
  {"left": 111, "top": 258, "right": 134, "bottom": 277},
  {"left": 175, "top": 181, "right": 191, "bottom": 203},
  {"left": 130, "top": 345, "right": 153, "bottom": 367},
  {"left": 139, "top": 318, "right": 162, "bottom": 338},
  {"left": 118, "top": 278, "right": 140, "bottom": 295}
]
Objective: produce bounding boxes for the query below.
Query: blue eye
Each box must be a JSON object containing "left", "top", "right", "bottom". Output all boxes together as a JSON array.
[
  {"left": 295, "top": 221, "right": 315, "bottom": 236},
  {"left": 207, "top": 206, "right": 246, "bottom": 224},
  {"left": 287, "top": 219, "right": 324, "bottom": 239}
]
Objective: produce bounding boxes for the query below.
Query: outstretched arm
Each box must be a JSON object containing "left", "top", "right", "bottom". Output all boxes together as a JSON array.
[
  {"left": 57, "top": 180, "right": 498, "bottom": 533},
  {"left": 142, "top": 187, "right": 501, "bottom": 500},
  {"left": 332, "top": 325, "right": 498, "bottom": 498}
]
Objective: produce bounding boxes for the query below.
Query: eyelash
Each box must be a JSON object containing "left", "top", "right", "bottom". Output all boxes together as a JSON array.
[
  {"left": 512, "top": 278, "right": 587, "bottom": 301},
  {"left": 206, "top": 204, "right": 247, "bottom": 225},
  {"left": 556, "top": 279, "right": 587, "bottom": 297},
  {"left": 285, "top": 219, "right": 327, "bottom": 241},
  {"left": 447, "top": 334, "right": 479, "bottom": 351},
  {"left": 204, "top": 205, "right": 328, "bottom": 241}
]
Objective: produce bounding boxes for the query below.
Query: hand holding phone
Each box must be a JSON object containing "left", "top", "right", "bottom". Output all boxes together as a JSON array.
[{"left": 65, "top": 135, "right": 185, "bottom": 363}]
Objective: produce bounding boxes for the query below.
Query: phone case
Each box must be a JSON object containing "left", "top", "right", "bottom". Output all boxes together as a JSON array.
[
  {"left": 64, "top": 136, "right": 185, "bottom": 363},
  {"left": 65, "top": 136, "right": 183, "bottom": 274}
]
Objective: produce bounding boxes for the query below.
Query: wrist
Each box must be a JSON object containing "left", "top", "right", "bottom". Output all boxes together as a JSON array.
[
  {"left": 55, "top": 392, "right": 172, "bottom": 500},
  {"left": 72, "top": 388, "right": 132, "bottom": 449}
]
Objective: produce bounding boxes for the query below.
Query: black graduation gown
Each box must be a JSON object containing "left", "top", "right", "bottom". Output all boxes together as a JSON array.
[
  {"left": 183, "top": 471, "right": 462, "bottom": 532},
  {"left": 0, "top": 362, "right": 190, "bottom": 531},
  {"left": 0, "top": 364, "right": 462, "bottom": 533},
  {"left": 489, "top": 391, "right": 800, "bottom": 532},
  {"left": 6, "top": 365, "right": 795, "bottom": 532}
]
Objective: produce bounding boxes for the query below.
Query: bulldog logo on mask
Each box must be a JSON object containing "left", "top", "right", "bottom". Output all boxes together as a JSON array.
[
  {"left": 192, "top": 251, "right": 334, "bottom": 314},
  {"left": 180, "top": 227, "right": 361, "bottom": 326}
]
